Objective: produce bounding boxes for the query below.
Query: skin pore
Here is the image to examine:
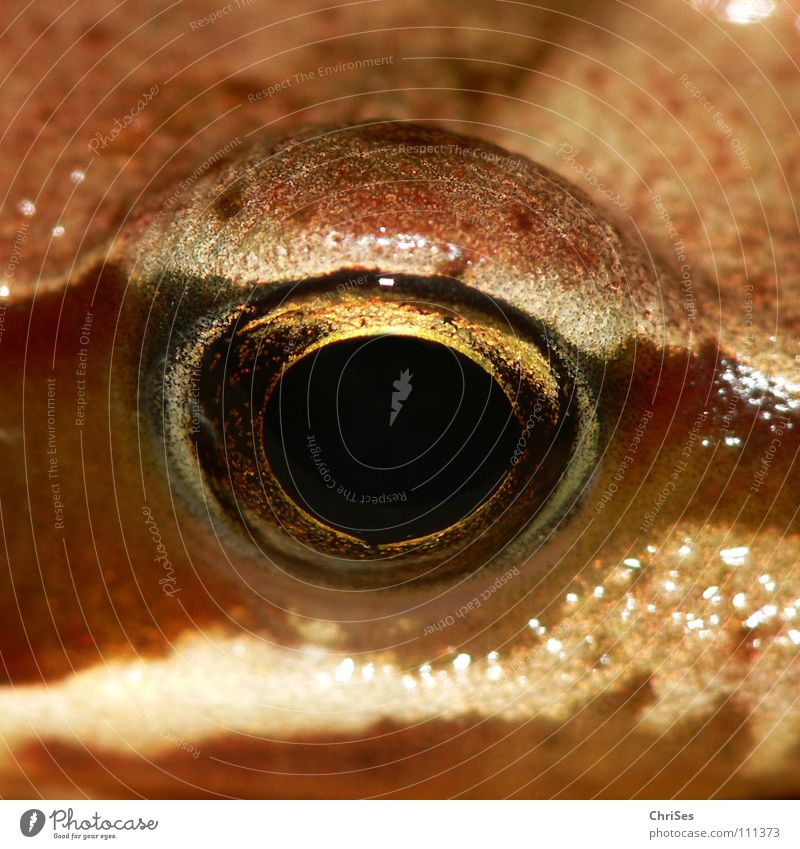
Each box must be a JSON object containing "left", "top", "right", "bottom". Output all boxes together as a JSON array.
[{"left": 0, "top": 0, "right": 799, "bottom": 798}]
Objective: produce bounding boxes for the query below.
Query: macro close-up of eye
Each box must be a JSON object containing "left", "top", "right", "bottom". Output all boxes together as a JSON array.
[
  {"left": 1, "top": 0, "right": 800, "bottom": 830},
  {"left": 186, "top": 270, "right": 580, "bottom": 582},
  {"left": 151, "top": 129, "right": 603, "bottom": 592}
]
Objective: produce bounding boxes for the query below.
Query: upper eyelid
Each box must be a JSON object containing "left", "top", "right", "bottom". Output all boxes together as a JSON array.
[{"left": 122, "top": 123, "right": 678, "bottom": 360}]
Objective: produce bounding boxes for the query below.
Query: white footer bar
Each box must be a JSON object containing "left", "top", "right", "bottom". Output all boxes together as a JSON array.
[{"left": 2, "top": 799, "right": 796, "bottom": 848}]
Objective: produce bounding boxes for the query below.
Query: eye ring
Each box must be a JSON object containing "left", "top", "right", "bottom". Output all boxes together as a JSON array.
[{"left": 168, "top": 271, "right": 588, "bottom": 589}]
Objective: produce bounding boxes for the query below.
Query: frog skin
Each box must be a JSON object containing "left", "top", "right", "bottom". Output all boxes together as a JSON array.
[{"left": 0, "top": 0, "right": 799, "bottom": 798}]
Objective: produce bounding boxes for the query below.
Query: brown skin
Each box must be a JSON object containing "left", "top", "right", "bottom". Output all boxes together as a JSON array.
[{"left": 1, "top": 0, "right": 800, "bottom": 798}]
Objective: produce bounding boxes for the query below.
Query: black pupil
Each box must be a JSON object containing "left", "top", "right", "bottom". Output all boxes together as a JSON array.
[{"left": 262, "top": 335, "right": 523, "bottom": 544}]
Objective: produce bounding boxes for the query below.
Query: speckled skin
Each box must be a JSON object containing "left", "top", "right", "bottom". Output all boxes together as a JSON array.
[{"left": 1, "top": 0, "right": 800, "bottom": 799}]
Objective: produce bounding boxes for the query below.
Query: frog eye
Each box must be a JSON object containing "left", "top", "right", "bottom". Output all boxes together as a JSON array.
[
  {"left": 180, "top": 271, "right": 585, "bottom": 589},
  {"left": 129, "top": 123, "right": 660, "bottom": 593}
]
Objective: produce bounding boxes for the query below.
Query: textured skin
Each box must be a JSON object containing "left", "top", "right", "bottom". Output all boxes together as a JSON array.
[{"left": 1, "top": 0, "right": 799, "bottom": 798}]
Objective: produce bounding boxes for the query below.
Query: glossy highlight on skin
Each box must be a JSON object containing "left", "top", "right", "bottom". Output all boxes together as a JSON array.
[{"left": 1, "top": 0, "right": 800, "bottom": 799}]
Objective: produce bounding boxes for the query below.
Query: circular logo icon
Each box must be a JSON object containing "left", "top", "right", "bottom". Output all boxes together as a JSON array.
[{"left": 19, "top": 809, "right": 46, "bottom": 837}]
